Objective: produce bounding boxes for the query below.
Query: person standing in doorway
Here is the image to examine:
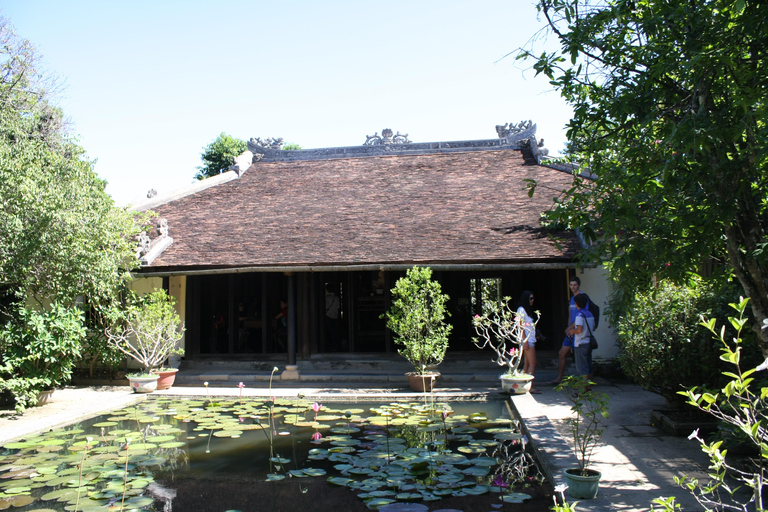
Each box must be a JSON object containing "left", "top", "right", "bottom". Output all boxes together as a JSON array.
[
  {"left": 325, "top": 283, "right": 340, "bottom": 351},
  {"left": 550, "top": 276, "right": 584, "bottom": 385},
  {"left": 274, "top": 298, "right": 288, "bottom": 351},
  {"left": 517, "top": 290, "right": 541, "bottom": 394}
]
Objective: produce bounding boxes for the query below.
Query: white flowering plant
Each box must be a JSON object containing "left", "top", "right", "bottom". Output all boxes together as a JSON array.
[{"left": 472, "top": 297, "right": 537, "bottom": 377}]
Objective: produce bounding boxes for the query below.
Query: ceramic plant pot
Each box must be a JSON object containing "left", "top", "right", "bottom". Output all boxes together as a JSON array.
[
  {"left": 127, "top": 374, "right": 160, "bottom": 393},
  {"left": 406, "top": 371, "right": 441, "bottom": 392},
  {"left": 35, "top": 389, "right": 55, "bottom": 406},
  {"left": 564, "top": 468, "right": 601, "bottom": 499},
  {"left": 152, "top": 368, "right": 179, "bottom": 390},
  {"left": 499, "top": 373, "right": 534, "bottom": 394}
]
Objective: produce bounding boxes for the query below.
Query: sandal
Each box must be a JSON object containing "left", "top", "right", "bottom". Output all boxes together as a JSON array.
[{"left": 529, "top": 388, "right": 542, "bottom": 394}]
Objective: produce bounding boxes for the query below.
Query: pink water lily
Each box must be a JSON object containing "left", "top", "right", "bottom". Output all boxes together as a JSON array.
[
  {"left": 238, "top": 382, "right": 245, "bottom": 388},
  {"left": 312, "top": 402, "right": 322, "bottom": 412},
  {"left": 311, "top": 431, "right": 323, "bottom": 441}
]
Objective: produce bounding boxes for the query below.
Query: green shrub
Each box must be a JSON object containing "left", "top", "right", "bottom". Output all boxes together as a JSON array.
[
  {"left": 616, "top": 276, "right": 759, "bottom": 402},
  {"left": 0, "top": 303, "right": 86, "bottom": 413},
  {"left": 383, "top": 267, "right": 452, "bottom": 374}
]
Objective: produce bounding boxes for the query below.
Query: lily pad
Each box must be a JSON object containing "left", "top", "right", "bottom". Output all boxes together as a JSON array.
[
  {"left": 365, "top": 498, "right": 395, "bottom": 509},
  {"left": 501, "top": 492, "right": 532, "bottom": 503},
  {"left": 327, "top": 476, "right": 354, "bottom": 486}
]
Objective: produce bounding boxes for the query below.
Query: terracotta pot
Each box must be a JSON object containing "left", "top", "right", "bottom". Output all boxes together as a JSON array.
[
  {"left": 406, "top": 371, "right": 441, "bottom": 392},
  {"left": 152, "top": 368, "right": 179, "bottom": 390},
  {"left": 499, "top": 374, "right": 534, "bottom": 394},
  {"left": 127, "top": 374, "right": 160, "bottom": 393}
]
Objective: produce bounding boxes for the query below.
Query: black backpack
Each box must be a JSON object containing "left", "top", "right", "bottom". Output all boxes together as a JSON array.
[{"left": 581, "top": 293, "right": 600, "bottom": 329}]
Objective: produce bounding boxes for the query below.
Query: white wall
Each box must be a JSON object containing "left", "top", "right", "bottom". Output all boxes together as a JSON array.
[{"left": 579, "top": 266, "right": 618, "bottom": 360}]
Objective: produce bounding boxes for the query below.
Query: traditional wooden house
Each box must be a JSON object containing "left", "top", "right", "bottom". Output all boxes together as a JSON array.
[{"left": 130, "top": 122, "right": 616, "bottom": 373}]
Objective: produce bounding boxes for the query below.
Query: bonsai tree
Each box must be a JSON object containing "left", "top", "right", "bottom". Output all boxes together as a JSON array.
[
  {"left": 383, "top": 266, "right": 452, "bottom": 375},
  {"left": 556, "top": 376, "right": 609, "bottom": 476},
  {"left": 472, "top": 297, "right": 538, "bottom": 377},
  {"left": 106, "top": 289, "right": 185, "bottom": 375}
]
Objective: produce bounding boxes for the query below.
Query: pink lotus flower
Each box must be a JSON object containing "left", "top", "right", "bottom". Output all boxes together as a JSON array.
[
  {"left": 238, "top": 382, "right": 245, "bottom": 389},
  {"left": 312, "top": 402, "right": 322, "bottom": 412}
]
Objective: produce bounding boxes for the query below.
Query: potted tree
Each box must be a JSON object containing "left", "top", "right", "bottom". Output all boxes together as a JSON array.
[
  {"left": 472, "top": 297, "right": 539, "bottom": 394},
  {"left": 106, "top": 289, "right": 185, "bottom": 393},
  {"left": 0, "top": 303, "right": 86, "bottom": 413},
  {"left": 555, "top": 375, "right": 609, "bottom": 499},
  {"left": 382, "top": 266, "right": 452, "bottom": 392}
]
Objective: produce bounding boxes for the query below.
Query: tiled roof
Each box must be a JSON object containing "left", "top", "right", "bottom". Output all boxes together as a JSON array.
[{"left": 141, "top": 147, "right": 580, "bottom": 271}]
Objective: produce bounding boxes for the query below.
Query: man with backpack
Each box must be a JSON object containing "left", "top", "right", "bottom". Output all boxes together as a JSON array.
[{"left": 549, "top": 276, "right": 599, "bottom": 385}]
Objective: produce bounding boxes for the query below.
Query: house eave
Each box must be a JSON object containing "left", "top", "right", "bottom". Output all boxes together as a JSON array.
[{"left": 132, "top": 260, "right": 584, "bottom": 278}]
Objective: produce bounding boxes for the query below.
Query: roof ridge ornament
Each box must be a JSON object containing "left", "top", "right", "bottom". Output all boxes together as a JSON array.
[
  {"left": 495, "top": 120, "right": 535, "bottom": 139},
  {"left": 364, "top": 128, "right": 411, "bottom": 146},
  {"left": 247, "top": 137, "right": 284, "bottom": 152},
  {"left": 136, "top": 218, "right": 173, "bottom": 266}
]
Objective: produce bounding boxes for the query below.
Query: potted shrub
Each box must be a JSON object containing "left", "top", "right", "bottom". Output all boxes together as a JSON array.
[
  {"left": 555, "top": 375, "right": 609, "bottom": 499},
  {"left": 0, "top": 303, "right": 86, "bottom": 413},
  {"left": 472, "top": 297, "right": 538, "bottom": 394},
  {"left": 106, "top": 289, "right": 185, "bottom": 393},
  {"left": 382, "top": 266, "right": 452, "bottom": 391}
]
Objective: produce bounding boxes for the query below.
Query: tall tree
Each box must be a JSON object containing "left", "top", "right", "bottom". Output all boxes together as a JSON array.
[
  {"left": 0, "top": 16, "right": 143, "bottom": 313},
  {"left": 0, "top": 17, "right": 146, "bottom": 408},
  {"left": 195, "top": 132, "right": 247, "bottom": 180},
  {"left": 520, "top": 0, "right": 768, "bottom": 352}
]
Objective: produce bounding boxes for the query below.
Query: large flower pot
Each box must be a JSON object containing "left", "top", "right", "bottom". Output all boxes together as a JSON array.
[
  {"left": 564, "top": 468, "right": 601, "bottom": 499},
  {"left": 406, "top": 372, "right": 441, "bottom": 392},
  {"left": 152, "top": 368, "right": 179, "bottom": 390},
  {"left": 128, "top": 374, "right": 160, "bottom": 393},
  {"left": 35, "top": 389, "right": 55, "bottom": 406},
  {"left": 500, "top": 374, "right": 534, "bottom": 394}
]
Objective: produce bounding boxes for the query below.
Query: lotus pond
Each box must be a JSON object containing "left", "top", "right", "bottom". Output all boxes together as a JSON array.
[{"left": 0, "top": 395, "right": 551, "bottom": 511}]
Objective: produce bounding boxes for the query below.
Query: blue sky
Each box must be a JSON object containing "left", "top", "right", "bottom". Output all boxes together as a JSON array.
[{"left": 3, "top": 1, "right": 572, "bottom": 206}]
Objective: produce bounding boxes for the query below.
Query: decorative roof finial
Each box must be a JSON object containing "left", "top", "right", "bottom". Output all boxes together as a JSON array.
[{"left": 364, "top": 128, "right": 411, "bottom": 146}]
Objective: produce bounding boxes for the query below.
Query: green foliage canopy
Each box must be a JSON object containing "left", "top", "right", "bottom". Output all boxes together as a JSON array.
[
  {"left": 0, "top": 17, "right": 143, "bottom": 314},
  {"left": 520, "top": 0, "right": 768, "bottom": 351},
  {"left": 195, "top": 132, "right": 248, "bottom": 180},
  {"left": 0, "top": 17, "right": 146, "bottom": 408}
]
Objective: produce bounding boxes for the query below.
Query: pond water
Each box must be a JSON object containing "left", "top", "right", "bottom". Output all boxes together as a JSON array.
[{"left": 0, "top": 395, "right": 552, "bottom": 511}]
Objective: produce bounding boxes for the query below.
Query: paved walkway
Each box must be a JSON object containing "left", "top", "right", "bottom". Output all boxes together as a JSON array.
[{"left": 0, "top": 375, "right": 712, "bottom": 512}]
